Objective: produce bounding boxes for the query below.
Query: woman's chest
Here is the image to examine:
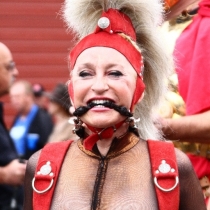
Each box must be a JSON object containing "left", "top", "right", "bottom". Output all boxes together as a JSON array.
[{"left": 50, "top": 145, "right": 158, "bottom": 210}]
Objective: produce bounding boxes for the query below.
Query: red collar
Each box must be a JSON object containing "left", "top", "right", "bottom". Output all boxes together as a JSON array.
[{"left": 84, "top": 120, "right": 125, "bottom": 150}]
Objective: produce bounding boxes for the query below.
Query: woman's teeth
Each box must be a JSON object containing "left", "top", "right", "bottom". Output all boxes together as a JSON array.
[
  {"left": 90, "top": 100, "right": 112, "bottom": 105},
  {"left": 87, "top": 100, "right": 114, "bottom": 108}
]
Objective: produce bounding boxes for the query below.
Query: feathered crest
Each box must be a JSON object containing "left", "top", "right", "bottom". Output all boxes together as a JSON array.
[
  {"left": 62, "top": 0, "right": 164, "bottom": 39},
  {"left": 62, "top": 0, "right": 174, "bottom": 140}
]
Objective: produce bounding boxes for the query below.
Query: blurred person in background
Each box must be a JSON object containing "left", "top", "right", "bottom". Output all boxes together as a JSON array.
[
  {"left": 165, "top": 0, "right": 201, "bottom": 20},
  {"left": 32, "top": 83, "right": 49, "bottom": 111},
  {"left": 46, "top": 83, "right": 78, "bottom": 143},
  {"left": 158, "top": 0, "right": 210, "bottom": 207},
  {"left": 9, "top": 80, "right": 54, "bottom": 160},
  {"left": 0, "top": 42, "right": 26, "bottom": 210}
]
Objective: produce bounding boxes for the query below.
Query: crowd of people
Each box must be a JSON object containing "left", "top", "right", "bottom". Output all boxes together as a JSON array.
[
  {"left": 0, "top": 0, "right": 209, "bottom": 209},
  {"left": 0, "top": 42, "right": 77, "bottom": 209}
]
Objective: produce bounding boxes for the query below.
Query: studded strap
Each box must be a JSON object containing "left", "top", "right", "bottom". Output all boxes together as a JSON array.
[
  {"left": 33, "top": 140, "right": 73, "bottom": 210},
  {"left": 32, "top": 139, "right": 179, "bottom": 209},
  {"left": 148, "top": 140, "right": 180, "bottom": 210}
]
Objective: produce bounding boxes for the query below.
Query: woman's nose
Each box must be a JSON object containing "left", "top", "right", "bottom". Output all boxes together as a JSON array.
[{"left": 91, "top": 76, "right": 109, "bottom": 93}]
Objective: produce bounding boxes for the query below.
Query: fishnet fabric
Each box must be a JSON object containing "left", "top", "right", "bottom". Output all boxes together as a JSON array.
[
  {"left": 24, "top": 132, "right": 206, "bottom": 210},
  {"left": 50, "top": 133, "right": 159, "bottom": 210}
]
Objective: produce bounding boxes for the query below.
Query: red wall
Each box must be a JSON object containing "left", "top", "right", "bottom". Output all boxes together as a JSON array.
[{"left": 0, "top": 0, "right": 74, "bottom": 127}]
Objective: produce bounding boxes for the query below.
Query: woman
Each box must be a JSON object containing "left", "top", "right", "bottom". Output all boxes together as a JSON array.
[
  {"left": 46, "top": 83, "right": 77, "bottom": 143},
  {"left": 23, "top": 0, "right": 206, "bottom": 209}
]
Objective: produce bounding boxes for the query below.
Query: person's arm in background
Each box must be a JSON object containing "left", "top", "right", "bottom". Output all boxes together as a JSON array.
[
  {"left": 159, "top": 110, "right": 210, "bottom": 143},
  {"left": 165, "top": 0, "right": 200, "bottom": 20},
  {"left": 0, "top": 159, "right": 26, "bottom": 185}
]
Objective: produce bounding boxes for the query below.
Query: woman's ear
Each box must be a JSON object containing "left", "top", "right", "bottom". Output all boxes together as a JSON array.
[
  {"left": 69, "top": 97, "right": 74, "bottom": 106},
  {"left": 67, "top": 79, "right": 74, "bottom": 105},
  {"left": 69, "top": 106, "right": 75, "bottom": 115},
  {"left": 69, "top": 93, "right": 75, "bottom": 114},
  {"left": 131, "top": 92, "right": 144, "bottom": 113},
  {"left": 137, "top": 92, "right": 144, "bottom": 103}
]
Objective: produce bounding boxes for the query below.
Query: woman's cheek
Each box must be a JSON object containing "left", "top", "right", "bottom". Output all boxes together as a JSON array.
[{"left": 72, "top": 82, "right": 88, "bottom": 107}]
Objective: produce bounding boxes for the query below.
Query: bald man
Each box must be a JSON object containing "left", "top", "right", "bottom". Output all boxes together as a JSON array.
[{"left": 0, "top": 42, "right": 26, "bottom": 209}]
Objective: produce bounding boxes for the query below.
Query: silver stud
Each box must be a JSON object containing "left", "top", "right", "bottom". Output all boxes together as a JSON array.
[
  {"left": 40, "top": 162, "right": 52, "bottom": 175},
  {"left": 158, "top": 160, "right": 171, "bottom": 173},
  {"left": 98, "top": 17, "right": 110, "bottom": 29}
]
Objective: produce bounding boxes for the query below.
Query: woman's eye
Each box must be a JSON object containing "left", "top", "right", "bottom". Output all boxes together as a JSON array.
[
  {"left": 108, "top": 71, "right": 123, "bottom": 77},
  {"left": 79, "top": 71, "right": 92, "bottom": 77}
]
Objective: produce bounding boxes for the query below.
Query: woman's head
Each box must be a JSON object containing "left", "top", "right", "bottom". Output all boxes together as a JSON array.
[
  {"left": 63, "top": 0, "right": 173, "bottom": 139},
  {"left": 69, "top": 9, "right": 145, "bottom": 114},
  {"left": 70, "top": 46, "right": 139, "bottom": 128}
]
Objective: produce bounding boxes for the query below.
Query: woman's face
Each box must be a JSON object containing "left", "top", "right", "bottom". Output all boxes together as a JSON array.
[{"left": 70, "top": 47, "right": 137, "bottom": 128}]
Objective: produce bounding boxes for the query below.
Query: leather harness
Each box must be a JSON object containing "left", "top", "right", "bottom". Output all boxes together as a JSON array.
[{"left": 32, "top": 139, "right": 180, "bottom": 209}]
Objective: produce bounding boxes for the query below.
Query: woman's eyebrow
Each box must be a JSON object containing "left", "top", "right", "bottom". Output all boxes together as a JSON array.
[
  {"left": 77, "top": 63, "right": 123, "bottom": 69},
  {"left": 77, "top": 63, "right": 95, "bottom": 69},
  {"left": 105, "top": 63, "right": 123, "bottom": 69}
]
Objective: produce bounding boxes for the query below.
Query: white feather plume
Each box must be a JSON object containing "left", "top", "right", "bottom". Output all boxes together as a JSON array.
[{"left": 62, "top": 0, "right": 164, "bottom": 39}]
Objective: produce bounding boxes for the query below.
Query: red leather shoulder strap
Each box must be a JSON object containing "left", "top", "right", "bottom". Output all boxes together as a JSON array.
[
  {"left": 32, "top": 139, "right": 179, "bottom": 209},
  {"left": 32, "top": 140, "right": 73, "bottom": 210},
  {"left": 147, "top": 140, "right": 180, "bottom": 210}
]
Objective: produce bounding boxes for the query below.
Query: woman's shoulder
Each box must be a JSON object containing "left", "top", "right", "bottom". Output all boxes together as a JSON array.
[
  {"left": 174, "top": 148, "right": 194, "bottom": 173},
  {"left": 26, "top": 150, "right": 41, "bottom": 181},
  {"left": 174, "top": 148, "right": 206, "bottom": 209},
  {"left": 26, "top": 140, "right": 75, "bottom": 180}
]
